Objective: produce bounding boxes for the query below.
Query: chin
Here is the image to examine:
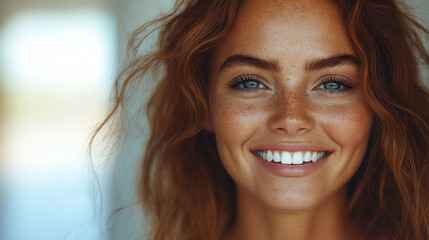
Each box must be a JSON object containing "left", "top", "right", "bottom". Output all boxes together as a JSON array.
[
  {"left": 237, "top": 177, "right": 339, "bottom": 213},
  {"left": 261, "top": 191, "right": 326, "bottom": 212}
]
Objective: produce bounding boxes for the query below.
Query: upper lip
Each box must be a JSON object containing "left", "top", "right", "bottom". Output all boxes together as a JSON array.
[{"left": 251, "top": 142, "right": 332, "bottom": 152}]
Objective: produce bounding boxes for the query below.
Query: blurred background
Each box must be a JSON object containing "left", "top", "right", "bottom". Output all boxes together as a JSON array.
[
  {"left": 0, "top": 0, "right": 174, "bottom": 239},
  {"left": 0, "top": 0, "right": 427, "bottom": 240}
]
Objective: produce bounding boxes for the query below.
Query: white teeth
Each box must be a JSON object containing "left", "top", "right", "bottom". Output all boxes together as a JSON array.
[
  {"left": 256, "top": 150, "right": 328, "bottom": 165},
  {"left": 292, "top": 152, "right": 304, "bottom": 164},
  {"left": 304, "top": 152, "right": 312, "bottom": 162},
  {"left": 273, "top": 151, "right": 281, "bottom": 162},
  {"left": 311, "top": 152, "right": 317, "bottom": 162},
  {"left": 266, "top": 151, "right": 273, "bottom": 162},
  {"left": 281, "top": 151, "right": 292, "bottom": 164}
]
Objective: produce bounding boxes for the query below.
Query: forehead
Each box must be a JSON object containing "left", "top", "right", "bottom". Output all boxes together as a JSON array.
[{"left": 212, "top": 0, "right": 354, "bottom": 72}]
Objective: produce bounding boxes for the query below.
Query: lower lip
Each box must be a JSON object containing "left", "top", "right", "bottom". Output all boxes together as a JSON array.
[{"left": 254, "top": 153, "right": 330, "bottom": 177}]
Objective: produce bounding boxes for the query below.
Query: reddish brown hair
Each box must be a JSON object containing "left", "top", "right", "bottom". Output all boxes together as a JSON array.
[
  {"left": 339, "top": 0, "right": 429, "bottom": 239},
  {"left": 94, "top": 0, "right": 429, "bottom": 239}
]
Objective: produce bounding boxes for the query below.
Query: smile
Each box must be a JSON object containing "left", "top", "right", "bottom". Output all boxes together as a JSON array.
[{"left": 256, "top": 150, "right": 329, "bottom": 165}]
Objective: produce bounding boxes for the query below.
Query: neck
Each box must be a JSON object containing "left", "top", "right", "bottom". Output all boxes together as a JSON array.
[{"left": 224, "top": 187, "right": 356, "bottom": 240}]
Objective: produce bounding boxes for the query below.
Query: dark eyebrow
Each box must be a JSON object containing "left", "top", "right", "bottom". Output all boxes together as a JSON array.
[
  {"left": 218, "top": 54, "right": 359, "bottom": 73},
  {"left": 219, "top": 54, "right": 280, "bottom": 73},
  {"left": 305, "top": 54, "right": 360, "bottom": 71}
]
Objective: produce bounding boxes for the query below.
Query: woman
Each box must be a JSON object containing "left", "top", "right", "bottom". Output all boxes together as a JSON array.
[{"left": 96, "top": 0, "right": 429, "bottom": 239}]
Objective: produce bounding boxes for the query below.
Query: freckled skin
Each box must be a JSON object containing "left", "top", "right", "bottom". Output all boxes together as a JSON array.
[{"left": 206, "top": 0, "right": 373, "bottom": 239}]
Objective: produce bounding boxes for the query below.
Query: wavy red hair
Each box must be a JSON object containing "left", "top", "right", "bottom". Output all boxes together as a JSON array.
[{"left": 93, "top": 0, "right": 429, "bottom": 239}]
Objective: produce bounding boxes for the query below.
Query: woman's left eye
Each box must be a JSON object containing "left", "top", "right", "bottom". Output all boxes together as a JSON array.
[
  {"left": 240, "top": 80, "right": 263, "bottom": 89},
  {"left": 316, "top": 76, "right": 352, "bottom": 93}
]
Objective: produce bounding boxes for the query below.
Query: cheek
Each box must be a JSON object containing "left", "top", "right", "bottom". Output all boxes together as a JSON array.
[
  {"left": 209, "top": 95, "right": 271, "bottom": 184},
  {"left": 313, "top": 100, "right": 373, "bottom": 196},
  {"left": 317, "top": 101, "right": 374, "bottom": 151},
  {"left": 210, "top": 96, "right": 268, "bottom": 143}
]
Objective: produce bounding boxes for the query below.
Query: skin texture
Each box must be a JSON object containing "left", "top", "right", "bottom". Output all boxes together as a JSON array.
[{"left": 206, "top": 0, "right": 374, "bottom": 239}]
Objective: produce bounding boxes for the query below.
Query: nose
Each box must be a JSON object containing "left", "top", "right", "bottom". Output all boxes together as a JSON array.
[{"left": 267, "top": 90, "right": 314, "bottom": 135}]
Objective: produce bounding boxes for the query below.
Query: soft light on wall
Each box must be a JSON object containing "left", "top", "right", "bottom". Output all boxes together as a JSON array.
[{"left": 0, "top": 10, "right": 115, "bottom": 240}]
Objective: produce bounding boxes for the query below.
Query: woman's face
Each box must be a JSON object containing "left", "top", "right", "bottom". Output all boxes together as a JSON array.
[{"left": 207, "top": 0, "right": 374, "bottom": 211}]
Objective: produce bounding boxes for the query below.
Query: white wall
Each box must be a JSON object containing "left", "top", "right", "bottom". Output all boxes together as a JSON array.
[
  {"left": 107, "top": 1, "right": 175, "bottom": 240},
  {"left": 0, "top": 1, "right": 115, "bottom": 240}
]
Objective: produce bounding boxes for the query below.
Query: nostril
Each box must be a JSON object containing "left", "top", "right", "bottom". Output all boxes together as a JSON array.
[{"left": 268, "top": 112, "right": 314, "bottom": 135}]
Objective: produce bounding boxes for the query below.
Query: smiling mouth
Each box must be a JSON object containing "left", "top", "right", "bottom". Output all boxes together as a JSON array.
[{"left": 255, "top": 150, "right": 330, "bottom": 165}]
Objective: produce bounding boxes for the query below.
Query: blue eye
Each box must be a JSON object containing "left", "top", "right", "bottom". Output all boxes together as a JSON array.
[
  {"left": 240, "top": 80, "right": 263, "bottom": 89},
  {"left": 319, "top": 82, "right": 343, "bottom": 90},
  {"left": 229, "top": 75, "right": 266, "bottom": 91},
  {"left": 316, "top": 76, "right": 352, "bottom": 93}
]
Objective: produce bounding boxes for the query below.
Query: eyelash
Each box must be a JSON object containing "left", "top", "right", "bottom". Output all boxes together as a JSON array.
[
  {"left": 228, "top": 75, "right": 266, "bottom": 92},
  {"left": 229, "top": 75, "right": 353, "bottom": 94},
  {"left": 317, "top": 75, "right": 353, "bottom": 94}
]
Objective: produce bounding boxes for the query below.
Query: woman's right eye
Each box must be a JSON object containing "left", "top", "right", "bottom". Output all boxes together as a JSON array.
[{"left": 229, "top": 75, "right": 266, "bottom": 91}]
